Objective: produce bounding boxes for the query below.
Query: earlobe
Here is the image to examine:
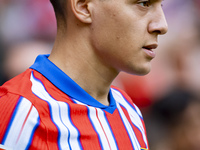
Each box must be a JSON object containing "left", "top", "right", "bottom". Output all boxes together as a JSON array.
[{"left": 71, "top": 0, "right": 92, "bottom": 23}]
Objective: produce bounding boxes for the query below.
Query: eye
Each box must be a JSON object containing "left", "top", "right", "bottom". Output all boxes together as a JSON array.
[{"left": 138, "top": 1, "right": 150, "bottom": 7}]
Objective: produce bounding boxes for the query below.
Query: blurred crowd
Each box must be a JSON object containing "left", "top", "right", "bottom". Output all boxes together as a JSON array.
[
  {"left": 0, "top": 0, "right": 200, "bottom": 149},
  {"left": 0, "top": 0, "right": 55, "bottom": 84}
]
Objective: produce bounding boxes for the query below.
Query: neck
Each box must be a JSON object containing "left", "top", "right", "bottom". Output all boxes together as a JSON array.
[{"left": 48, "top": 30, "right": 119, "bottom": 106}]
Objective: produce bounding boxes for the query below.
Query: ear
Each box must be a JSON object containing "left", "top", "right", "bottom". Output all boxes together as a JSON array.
[{"left": 71, "top": 0, "right": 92, "bottom": 23}]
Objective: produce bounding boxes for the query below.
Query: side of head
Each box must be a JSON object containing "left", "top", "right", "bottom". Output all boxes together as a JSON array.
[
  {"left": 49, "top": 0, "right": 92, "bottom": 31},
  {"left": 49, "top": 0, "right": 168, "bottom": 76}
]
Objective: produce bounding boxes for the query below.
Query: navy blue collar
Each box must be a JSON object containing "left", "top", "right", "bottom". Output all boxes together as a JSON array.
[{"left": 30, "top": 54, "right": 116, "bottom": 113}]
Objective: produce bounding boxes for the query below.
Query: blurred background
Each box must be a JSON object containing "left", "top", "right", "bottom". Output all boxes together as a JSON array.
[{"left": 0, "top": 0, "right": 200, "bottom": 149}]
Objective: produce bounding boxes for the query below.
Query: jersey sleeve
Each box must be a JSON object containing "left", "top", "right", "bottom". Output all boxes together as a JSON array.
[{"left": 0, "top": 87, "right": 40, "bottom": 149}]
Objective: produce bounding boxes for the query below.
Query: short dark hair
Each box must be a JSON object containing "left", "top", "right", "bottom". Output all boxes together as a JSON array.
[{"left": 50, "top": 0, "right": 67, "bottom": 23}]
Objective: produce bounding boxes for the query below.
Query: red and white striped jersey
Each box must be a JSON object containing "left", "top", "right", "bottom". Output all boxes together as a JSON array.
[{"left": 0, "top": 55, "right": 149, "bottom": 150}]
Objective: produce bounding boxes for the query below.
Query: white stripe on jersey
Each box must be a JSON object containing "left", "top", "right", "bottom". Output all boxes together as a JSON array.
[
  {"left": 111, "top": 88, "right": 148, "bottom": 148},
  {"left": 3, "top": 97, "right": 39, "bottom": 150},
  {"left": 15, "top": 106, "right": 39, "bottom": 150},
  {"left": 74, "top": 100, "right": 118, "bottom": 150},
  {"left": 58, "top": 101, "right": 81, "bottom": 150},
  {"left": 88, "top": 107, "right": 112, "bottom": 150},
  {"left": 116, "top": 102, "right": 140, "bottom": 150},
  {"left": 30, "top": 72, "right": 81, "bottom": 150},
  {"left": 95, "top": 108, "right": 118, "bottom": 150}
]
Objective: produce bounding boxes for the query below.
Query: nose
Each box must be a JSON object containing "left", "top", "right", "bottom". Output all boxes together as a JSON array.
[{"left": 148, "top": 6, "right": 168, "bottom": 35}]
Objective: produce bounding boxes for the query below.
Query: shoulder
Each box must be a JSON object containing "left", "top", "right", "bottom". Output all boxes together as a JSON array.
[
  {"left": 1, "top": 69, "right": 32, "bottom": 95},
  {"left": 0, "top": 69, "right": 34, "bottom": 107},
  {"left": 0, "top": 93, "right": 40, "bottom": 148},
  {"left": 0, "top": 84, "right": 40, "bottom": 125},
  {"left": 0, "top": 69, "right": 41, "bottom": 130},
  {"left": 0, "top": 69, "right": 48, "bottom": 101},
  {"left": 0, "top": 68, "right": 54, "bottom": 116}
]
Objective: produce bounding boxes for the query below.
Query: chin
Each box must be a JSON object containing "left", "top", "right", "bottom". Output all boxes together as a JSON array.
[
  {"left": 125, "top": 64, "right": 151, "bottom": 76},
  {"left": 136, "top": 69, "right": 151, "bottom": 76}
]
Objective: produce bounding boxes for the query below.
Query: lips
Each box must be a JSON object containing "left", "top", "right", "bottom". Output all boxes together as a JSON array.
[
  {"left": 143, "top": 44, "right": 158, "bottom": 50},
  {"left": 142, "top": 44, "right": 158, "bottom": 58}
]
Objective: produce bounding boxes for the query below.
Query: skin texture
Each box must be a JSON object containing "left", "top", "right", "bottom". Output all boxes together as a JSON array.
[
  {"left": 89, "top": 0, "right": 168, "bottom": 75},
  {"left": 49, "top": 0, "right": 168, "bottom": 105}
]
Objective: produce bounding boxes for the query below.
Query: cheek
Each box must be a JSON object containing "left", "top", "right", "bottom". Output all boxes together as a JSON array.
[
  {"left": 91, "top": 16, "right": 140, "bottom": 52},
  {"left": 91, "top": 5, "right": 128, "bottom": 40},
  {"left": 90, "top": 5, "right": 151, "bottom": 74}
]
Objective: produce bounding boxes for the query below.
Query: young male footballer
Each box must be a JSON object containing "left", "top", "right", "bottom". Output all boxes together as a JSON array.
[{"left": 0, "top": 0, "right": 167, "bottom": 149}]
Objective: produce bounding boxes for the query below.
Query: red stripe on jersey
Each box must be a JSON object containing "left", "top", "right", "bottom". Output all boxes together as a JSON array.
[
  {"left": 0, "top": 94, "right": 20, "bottom": 143},
  {"left": 28, "top": 122, "right": 48, "bottom": 150},
  {"left": 0, "top": 87, "right": 8, "bottom": 97},
  {"left": 69, "top": 104, "right": 102, "bottom": 150},
  {"left": 105, "top": 110, "right": 133, "bottom": 149},
  {"left": 121, "top": 107, "right": 147, "bottom": 148},
  {"left": 28, "top": 95, "right": 60, "bottom": 150}
]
